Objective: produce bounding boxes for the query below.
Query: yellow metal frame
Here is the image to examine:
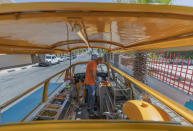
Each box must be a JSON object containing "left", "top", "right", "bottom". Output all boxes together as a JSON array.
[
  {"left": 42, "top": 79, "right": 50, "bottom": 103},
  {"left": 114, "top": 36, "right": 193, "bottom": 53},
  {"left": 0, "top": 120, "right": 192, "bottom": 131},
  {"left": 1, "top": 2, "right": 193, "bottom": 15},
  {"left": 109, "top": 64, "right": 193, "bottom": 123},
  {"left": 0, "top": 2, "right": 193, "bottom": 130},
  {"left": 51, "top": 40, "right": 124, "bottom": 49},
  {"left": 0, "top": 61, "right": 89, "bottom": 109},
  {"left": 1, "top": 61, "right": 192, "bottom": 124}
]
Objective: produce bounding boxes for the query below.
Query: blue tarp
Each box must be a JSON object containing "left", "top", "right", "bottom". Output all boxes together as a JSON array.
[
  {"left": 1, "top": 82, "right": 61, "bottom": 124},
  {"left": 185, "top": 99, "right": 193, "bottom": 111}
]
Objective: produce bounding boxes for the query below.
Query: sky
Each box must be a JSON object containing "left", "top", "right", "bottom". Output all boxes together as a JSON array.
[
  {"left": 13, "top": 0, "right": 193, "bottom": 7},
  {"left": 14, "top": 0, "right": 114, "bottom": 2}
]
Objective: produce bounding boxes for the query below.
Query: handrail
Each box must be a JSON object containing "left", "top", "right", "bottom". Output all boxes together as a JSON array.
[
  {"left": 21, "top": 61, "right": 90, "bottom": 121},
  {"left": 0, "top": 120, "right": 193, "bottom": 130},
  {"left": 0, "top": 69, "right": 65, "bottom": 110},
  {"left": 0, "top": 61, "right": 89, "bottom": 110},
  {"left": 0, "top": 82, "right": 44, "bottom": 110},
  {"left": 21, "top": 82, "right": 63, "bottom": 122},
  {"left": 108, "top": 64, "right": 193, "bottom": 123}
]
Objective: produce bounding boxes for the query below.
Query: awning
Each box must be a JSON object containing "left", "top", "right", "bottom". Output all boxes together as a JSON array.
[{"left": 0, "top": 2, "right": 193, "bottom": 54}]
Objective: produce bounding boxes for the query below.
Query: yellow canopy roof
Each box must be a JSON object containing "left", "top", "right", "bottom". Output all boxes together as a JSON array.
[{"left": 0, "top": 2, "right": 193, "bottom": 54}]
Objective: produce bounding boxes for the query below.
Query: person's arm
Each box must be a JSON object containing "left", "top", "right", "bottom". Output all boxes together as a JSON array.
[{"left": 91, "top": 70, "right": 97, "bottom": 80}]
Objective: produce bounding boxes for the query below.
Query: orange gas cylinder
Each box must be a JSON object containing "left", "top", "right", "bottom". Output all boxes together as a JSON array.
[{"left": 122, "top": 100, "right": 171, "bottom": 121}]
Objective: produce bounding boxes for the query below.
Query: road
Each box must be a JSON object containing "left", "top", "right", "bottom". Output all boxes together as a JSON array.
[{"left": 0, "top": 53, "right": 90, "bottom": 106}]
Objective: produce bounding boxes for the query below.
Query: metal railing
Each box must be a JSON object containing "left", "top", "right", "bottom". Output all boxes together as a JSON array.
[
  {"left": 147, "top": 53, "right": 193, "bottom": 95},
  {"left": 108, "top": 64, "right": 193, "bottom": 123},
  {"left": 120, "top": 53, "right": 193, "bottom": 95},
  {"left": 0, "top": 61, "right": 192, "bottom": 124},
  {"left": 0, "top": 69, "right": 65, "bottom": 111},
  {"left": 0, "top": 61, "right": 89, "bottom": 123}
]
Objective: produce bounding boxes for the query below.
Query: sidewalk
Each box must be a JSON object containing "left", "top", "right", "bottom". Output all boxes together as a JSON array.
[{"left": 0, "top": 63, "right": 38, "bottom": 75}]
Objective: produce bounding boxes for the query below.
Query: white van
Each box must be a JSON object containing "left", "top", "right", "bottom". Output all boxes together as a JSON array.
[
  {"left": 39, "top": 54, "right": 58, "bottom": 66},
  {"left": 51, "top": 55, "right": 58, "bottom": 64}
]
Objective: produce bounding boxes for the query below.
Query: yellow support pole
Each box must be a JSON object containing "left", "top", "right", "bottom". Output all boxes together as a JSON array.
[
  {"left": 128, "top": 82, "right": 134, "bottom": 100},
  {"left": 42, "top": 79, "right": 50, "bottom": 103}
]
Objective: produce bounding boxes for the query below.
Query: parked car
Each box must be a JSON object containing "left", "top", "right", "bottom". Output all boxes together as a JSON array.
[
  {"left": 52, "top": 55, "right": 59, "bottom": 64},
  {"left": 39, "top": 54, "right": 58, "bottom": 66},
  {"left": 56, "top": 56, "right": 61, "bottom": 63},
  {"left": 60, "top": 56, "right": 66, "bottom": 62}
]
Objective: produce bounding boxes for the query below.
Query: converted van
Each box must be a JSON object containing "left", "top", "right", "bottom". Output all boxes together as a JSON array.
[{"left": 38, "top": 54, "right": 58, "bottom": 66}]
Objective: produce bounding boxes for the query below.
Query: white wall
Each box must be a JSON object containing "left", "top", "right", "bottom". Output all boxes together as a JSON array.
[{"left": 0, "top": 55, "right": 32, "bottom": 69}]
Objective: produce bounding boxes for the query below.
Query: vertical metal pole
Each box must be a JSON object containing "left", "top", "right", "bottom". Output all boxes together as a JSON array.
[
  {"left": 42, "top": 79, "right": 49, "bottom": 103},
  {"left": 160, "top": 53, "right": 165, "bottom": 80},
  {"left": 155, "top": 54, "right": 159, "bottom": 79},
  {"left": 188, "top": 69, "right": 193, "bottom": 94},
  {"left": 114, "top": 54, "right": 119, "bottom": 68},
  {"left": 70, "top": 51, "right": 72, "bottom": 77},
  {"left": 169, "top": 53, "right": 175, "bottom": 85},
  {"left": 157, "top": 54, "right": 161, "bottom": 79},
  {"left": 128, "top": 82, "right": 134, "bottom": 100},
  {"left": 107, "top": 51, "right": 110, "bottom": 63},
  {"left": 114, "top": 87, "right": 116, "bottom": 106},
  {"left": 149, "top": 53, "right": 153, "bottom": 76},
  {"left": 182, "top": 56, "right": 190, "bottom": 91},
  {"left": 166, "top": 52, "right": 171, "bottom": 83},
  {"left": 152, "top": 54, "right": 156, "bottom": 77},
  {"left": 177, "top": 56, "right": 184, "bottom": 89},
  {"left": 173, "top": 56, "right": 180, "bottom": 87},
  {"left": 163, "top": 52, "right": 168, "bottom": 82}
]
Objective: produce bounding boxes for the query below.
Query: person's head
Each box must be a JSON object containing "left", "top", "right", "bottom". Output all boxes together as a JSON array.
[{"left": 95, "top": 57, "right": 103, "bottom": 64}]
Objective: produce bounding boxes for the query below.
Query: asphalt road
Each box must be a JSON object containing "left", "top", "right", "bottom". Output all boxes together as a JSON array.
[{"left": 0, "top": 53, "right": 90, "bottom": 106}]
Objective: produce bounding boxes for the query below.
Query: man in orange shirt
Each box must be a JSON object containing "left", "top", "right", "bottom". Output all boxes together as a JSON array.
[{"left": 84, "top": 57, "right": 103, "bottom": 115}]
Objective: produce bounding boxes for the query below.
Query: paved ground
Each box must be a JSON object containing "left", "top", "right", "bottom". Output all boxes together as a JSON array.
[{"left": 0, "top": 53, "right": 90, "bottom": 106}]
